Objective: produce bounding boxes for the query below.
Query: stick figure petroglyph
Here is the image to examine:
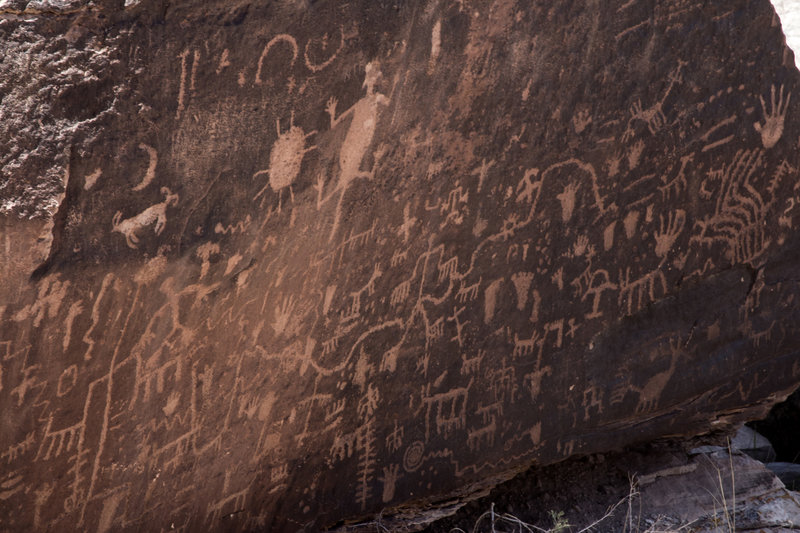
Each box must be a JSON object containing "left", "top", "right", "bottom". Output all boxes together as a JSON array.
[
  {"left": 316, "top": 61, "right": 390, "bottom": 241},
  {"left": 754, "top": 84, "right": 790, "bottom": 149},
  {"left": 253, "top": 113, "right": 317, "bottom": 211},
  {"left": 112, "top": 188, "right": 179, "bottom": 248}
]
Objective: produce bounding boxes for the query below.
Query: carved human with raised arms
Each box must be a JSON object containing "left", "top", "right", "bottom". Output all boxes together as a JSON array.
[{"left": 316, "top": 61, "right": 390, "bottom": 240}]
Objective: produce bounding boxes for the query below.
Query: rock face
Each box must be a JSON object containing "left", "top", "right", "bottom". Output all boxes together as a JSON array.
[{"left": 1, "top": 0, "right": 800, "bottom": 531}]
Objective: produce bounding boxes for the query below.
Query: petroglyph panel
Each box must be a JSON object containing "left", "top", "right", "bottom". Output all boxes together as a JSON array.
[{"left": 1, "top": 0, "right": 800, "bottom": 531}]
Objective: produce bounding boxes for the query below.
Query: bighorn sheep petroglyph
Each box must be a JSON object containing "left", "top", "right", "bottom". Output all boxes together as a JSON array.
[{"left": 112, "top": 187, "right": 179, "bottom": 248}]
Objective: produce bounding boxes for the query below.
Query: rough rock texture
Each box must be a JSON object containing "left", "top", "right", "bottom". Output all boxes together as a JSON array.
[
  {"left": 423, "top": 439, "right": 800, "bottom": 533},
  {"left": 752, "top": 386, "right": 800, "bottom": 462},
  {"left": 1, "top": 1, "right": 800, "bottom": 531}
]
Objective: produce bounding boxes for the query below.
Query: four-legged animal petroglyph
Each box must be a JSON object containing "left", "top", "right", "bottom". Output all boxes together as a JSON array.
[{"left": 112, "top": 187, "right": 179, "bottom": 249}]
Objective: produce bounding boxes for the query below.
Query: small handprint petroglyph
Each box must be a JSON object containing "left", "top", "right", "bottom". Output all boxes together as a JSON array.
[{"left": 754, "top": 84, "right": 791, "bottom": 149}]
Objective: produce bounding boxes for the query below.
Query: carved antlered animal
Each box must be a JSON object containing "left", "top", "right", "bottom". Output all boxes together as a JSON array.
[
  {"left": 635, "top": 337, "right": 683, "bottom": 413},
  {"left": 112, "top": 187, "right": 179, "bottom": 248}
]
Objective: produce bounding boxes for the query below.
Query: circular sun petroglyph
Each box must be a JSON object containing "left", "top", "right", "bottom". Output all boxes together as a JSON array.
[{"left": 403, "top": 440, "right": 425, "bottom": 472}]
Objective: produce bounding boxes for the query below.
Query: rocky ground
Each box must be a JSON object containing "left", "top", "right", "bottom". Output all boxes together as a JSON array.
[
  {"left": 414, "top": 389, "right": 800, "bottom": 533},
  {"left": 328, "top": 388, "right": 800, "bottom": 533}
]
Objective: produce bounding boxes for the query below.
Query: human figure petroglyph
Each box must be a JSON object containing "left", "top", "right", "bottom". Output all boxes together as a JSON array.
[
  {"left": 112, "top": 187, "right": 179, "bottom": 249},
  {"left": 397, "top": 203, "right": 417, "bottom": 243},
  {"left": 196, "top": 242, "right": 220, "bottom": 280},
  {"left": 385, "top": 421, "right": 404, "bottom": 454},
  {"left": 574, "top": 267, "right": 616, "bottom": 320},
  {"left": 447, "top": 305, "right": 469, "bottom": 348},
  {"left": 472, "top": 158, "right": 495, "bottom": 192},
  {"left": 316, "top": 61, "right": 390, "bottom": 241},
  {"left": 439, "top": 181, "right": 469, "bottom": 228},
  {"left": 754, "top": 84, "right": 790, "bottom": 149},
  {"left": 515, "top": 168, "right": 540, "bottom": 204},
  {"left": 253, "top": 113, "right": 317, "bottom": 211}
]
